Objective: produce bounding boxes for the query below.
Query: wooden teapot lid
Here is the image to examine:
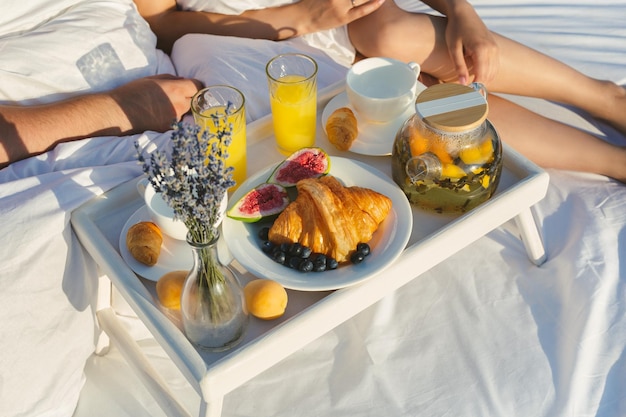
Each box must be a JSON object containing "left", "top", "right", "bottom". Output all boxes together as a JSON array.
[{"left": 415, "top": 83, "right": 488, "bottom": 132}]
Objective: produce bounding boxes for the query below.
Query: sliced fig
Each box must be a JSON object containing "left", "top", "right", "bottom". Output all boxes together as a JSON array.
[
  {"left": 227, "top": 183, "right": 290, "bottom": 223},
  {"left": 267, "top": 147, "right": 331, "bottom": 187}
]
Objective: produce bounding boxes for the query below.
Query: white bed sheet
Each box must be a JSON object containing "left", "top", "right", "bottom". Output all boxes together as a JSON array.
[
  {"left": 0, "top": 1, "right": 175, "bottom": 415},
  {"left": 0, "top": 1, "right": 623, "bottom": 417}
]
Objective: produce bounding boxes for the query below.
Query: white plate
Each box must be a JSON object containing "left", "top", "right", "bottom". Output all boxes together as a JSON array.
[
  {"left": 119, "top": 207, "right": 193, "bottom": 282},
  {"left": 222, "top": 157, "right": 413, "bottom": 291},
  {"left": 321, "top": 91, "right": 418, "bottom": 156}
]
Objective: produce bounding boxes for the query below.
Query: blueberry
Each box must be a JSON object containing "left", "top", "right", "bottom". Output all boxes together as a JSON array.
[
  {"left": 327, "top": 258, "right": 339, "bottom": 270},
  {"left": 289, "top": 242, "right": 303, "bottom": 257},
  {"left": 298, "top": 259, "right": 314, "bottom": 273},
  {"left": 300, "top": 246, "right": 312, "bottom": 259},
  {"left": 261, "top": 240, "right": 275, "bottom": 254},
  {"left": 313, "top": 254, "right": 327, "bottom": 268},
  {"left": 356, "top": 243, "right": 371, "bottom": 257},
  {"left": 272, "top": 250, "right": 286, "bottom": 264},
  {"left": 259, "top": 238, "right": 340, "bottom": 273},
  {"left": 287, "top": 256, "right": 301, "bottom": 269},
  {"left": 258, "top": 227, "right": 270, "bottom": 241},
  {"left": 351, "top": 252, "right": 365, "bottom": 264}
]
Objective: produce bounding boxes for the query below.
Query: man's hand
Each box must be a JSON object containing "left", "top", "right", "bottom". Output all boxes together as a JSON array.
[{"left": 109, "top": 74, "right": 203, "bottom": 133}]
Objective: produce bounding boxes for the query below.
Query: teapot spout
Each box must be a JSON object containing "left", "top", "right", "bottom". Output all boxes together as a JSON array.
[{"left": 405, "top": 153, "right": 442, "bottom": 183}]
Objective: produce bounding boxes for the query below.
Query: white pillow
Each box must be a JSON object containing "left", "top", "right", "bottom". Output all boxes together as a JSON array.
[
  {"left": 0, "top": 0, "right": 169, "bottom": 105},
  {"left": 0, "top": 0, "right": 84, "bottom": 36}
]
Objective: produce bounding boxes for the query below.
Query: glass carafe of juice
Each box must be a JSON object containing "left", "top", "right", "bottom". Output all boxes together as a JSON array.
[{"left": 391, "top": 83, "right": 503, "bottom": 213}]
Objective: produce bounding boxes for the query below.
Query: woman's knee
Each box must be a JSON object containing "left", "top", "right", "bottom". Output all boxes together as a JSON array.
[{"left": 348, "top": 9, "right": 437, "bottom": 60}]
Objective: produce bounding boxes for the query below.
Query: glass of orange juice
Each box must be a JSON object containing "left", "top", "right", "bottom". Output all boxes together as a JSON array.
[
  {"left": 191, "top": 85, "right": 246, "bottom": 190},
  {"left": 266, "top": 53, "right": 318, "bottom": 155}
]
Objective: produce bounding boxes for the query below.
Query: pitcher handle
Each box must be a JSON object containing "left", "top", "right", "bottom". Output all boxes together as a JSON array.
[
  {"left": 470, "top": 82, "right": 487, "bottom": 98},
  {"left": 136, "top": 177, "right": 149, "bottom": 197},
  {"left": 408, "top": 62, "right": 421, "bottom": 78}
]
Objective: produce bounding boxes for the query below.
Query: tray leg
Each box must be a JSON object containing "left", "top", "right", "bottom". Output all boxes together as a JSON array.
[
  {"left": 199, "top": 396, "right": 223, "bottom": 417},
  {"left": 514, "top": 207, "right": 547, "bottom": 266},
  {"left": 97, "top": 307, "right": 193, "bottom": 417},
  {"left": 95, "top": 275, "right": 112, "bottom": 355}
]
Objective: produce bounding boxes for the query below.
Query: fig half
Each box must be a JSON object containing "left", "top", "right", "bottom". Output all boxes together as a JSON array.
[
  {"left": 267, "top": 147, "right": 330, "bottom": 187},
  {"left": 227, "top": 183, "right": 290, "bottom": 223}
]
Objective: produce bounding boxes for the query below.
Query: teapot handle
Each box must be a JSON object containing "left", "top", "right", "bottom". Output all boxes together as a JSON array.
[{"left": 470, "top": 82, "right": 487, "bottom": 98}]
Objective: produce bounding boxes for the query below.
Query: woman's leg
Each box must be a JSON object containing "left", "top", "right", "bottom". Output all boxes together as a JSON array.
[
  {"left": 487, "top": 95, "right": 626, "bottom": 182},
  {"left": 349, "top": 3, "right": 626, "bottom": 132},
  {"left": 347, "top": 3, "right": 626, "bottom": 181}
]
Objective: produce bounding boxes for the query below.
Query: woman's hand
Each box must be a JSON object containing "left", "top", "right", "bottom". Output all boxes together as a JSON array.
[
  {"left": 296, "top": 0, "right": 386, "bottom": 34},
  {"left": 444, "top": 2, "right": 499, "bottom": 85}
]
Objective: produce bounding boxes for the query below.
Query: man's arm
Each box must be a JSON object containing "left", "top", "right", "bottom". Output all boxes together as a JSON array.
[{"left": 0, "top": 75, "right": 201, "bottom": 167}]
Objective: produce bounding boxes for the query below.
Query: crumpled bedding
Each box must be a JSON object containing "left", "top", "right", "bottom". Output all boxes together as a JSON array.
[
  {"left": 76, "top": 2, "right": 626, "bottom": 415},
  {"left": 0, "top": 1, "right": 624, "bottom": 417}
]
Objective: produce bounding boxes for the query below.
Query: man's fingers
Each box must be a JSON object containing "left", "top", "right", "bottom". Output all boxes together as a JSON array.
[{"left": 188, "top": 78, "right": 204, "bottom": 93}]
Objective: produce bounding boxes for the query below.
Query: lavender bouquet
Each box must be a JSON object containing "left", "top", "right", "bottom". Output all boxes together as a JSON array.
[
  {"left": 136, "top": 121, "right": 235, "bottom": 244},
  {"left": 136, "top": 119, "right": 248, "bottom": 349}
]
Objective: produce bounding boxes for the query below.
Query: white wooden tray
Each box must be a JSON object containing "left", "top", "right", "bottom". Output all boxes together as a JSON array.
[{"left": 71, "top": 81, "right": 549, "bottom": 417}]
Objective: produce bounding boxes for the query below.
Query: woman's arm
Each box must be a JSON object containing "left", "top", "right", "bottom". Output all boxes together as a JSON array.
[
  {"left": 133, "top": 0, "right": 385, "bottom": 53},
  {"left": 420, "top": 0, "right": 498, "bottom": 84}
]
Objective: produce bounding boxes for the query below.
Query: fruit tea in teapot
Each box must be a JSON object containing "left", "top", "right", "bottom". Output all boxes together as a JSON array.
[{"left": 391, "top": 83, "right": 503, "bottom": 213}]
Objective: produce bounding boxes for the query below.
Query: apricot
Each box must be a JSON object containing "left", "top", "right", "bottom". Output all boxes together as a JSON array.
[
  {"left": 409, "top": 127, "right": 429, "bottom": 156},
  {"left": 244, "top": 279, "right": 288, "bottom": 320},
  {"left": 156, "top": 270, "right": 187, "bottom": 310},
  {"left": 429, "top": 140, "right": 453, "bottom": 164}
]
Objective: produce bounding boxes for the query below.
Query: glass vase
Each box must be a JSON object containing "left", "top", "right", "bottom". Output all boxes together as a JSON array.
[{"left": 181, "top": 230, "right": 248, "bottom": 351}]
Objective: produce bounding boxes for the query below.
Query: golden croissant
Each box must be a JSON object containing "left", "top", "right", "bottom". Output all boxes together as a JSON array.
[
  {"left": 126, "top": 221, "right": 163, "bottom": 266},
  {"left": 268, "top": 175, "right": 392, "bottom": 263},
  {"left": 325, "top": 107, "right": 358, "bottom": 151}
]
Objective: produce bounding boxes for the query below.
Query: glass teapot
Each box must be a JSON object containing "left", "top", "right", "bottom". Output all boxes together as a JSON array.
[{"left": 391, "top": 82, "right": 503, "bottom": 213}]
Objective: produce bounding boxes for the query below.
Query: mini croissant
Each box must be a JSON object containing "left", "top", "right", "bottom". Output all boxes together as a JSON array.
[
  {"left": 325, "top": 107, "right": 358, "bottom": 151},
  {"left": 268, "top": 175, "right": 392, "bottom": 263},
  {"left": 126, "top": 221, "right": 163, "bottom": 266}
]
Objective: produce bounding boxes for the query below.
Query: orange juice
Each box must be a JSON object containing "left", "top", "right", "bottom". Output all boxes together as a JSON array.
[
  {"left": 266, "top": 54, "right": 318, "bottom": 155},
  {"left": 196, "top": 106, "right": 247, "bottom": 190},
  {"left": 269, "top": 74, "right": 317, "bottom": 155}
]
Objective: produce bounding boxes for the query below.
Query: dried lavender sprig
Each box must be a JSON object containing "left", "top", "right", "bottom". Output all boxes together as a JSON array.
[{"left": 135, "top": 120, "right": 236, "bottom": 243}]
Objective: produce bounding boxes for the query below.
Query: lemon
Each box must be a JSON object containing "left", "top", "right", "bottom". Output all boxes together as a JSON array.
[
  {"left": 244, "top": 279, "right": 288, "bottom": 320},
  {"left": 481, "top": 174, "right": 491, "bottom": 189},
  {"left": 441, "top": 163, "right": 466, "bottom": 179},
  {"left": 459, "top": 146, "right": 484, "bottom": 165},
  {"left": 479, "top": 137, "right": 494, "bottom": 160},
  {"left": 156, "top": 270, "right": 187, "bottom": 310}
]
